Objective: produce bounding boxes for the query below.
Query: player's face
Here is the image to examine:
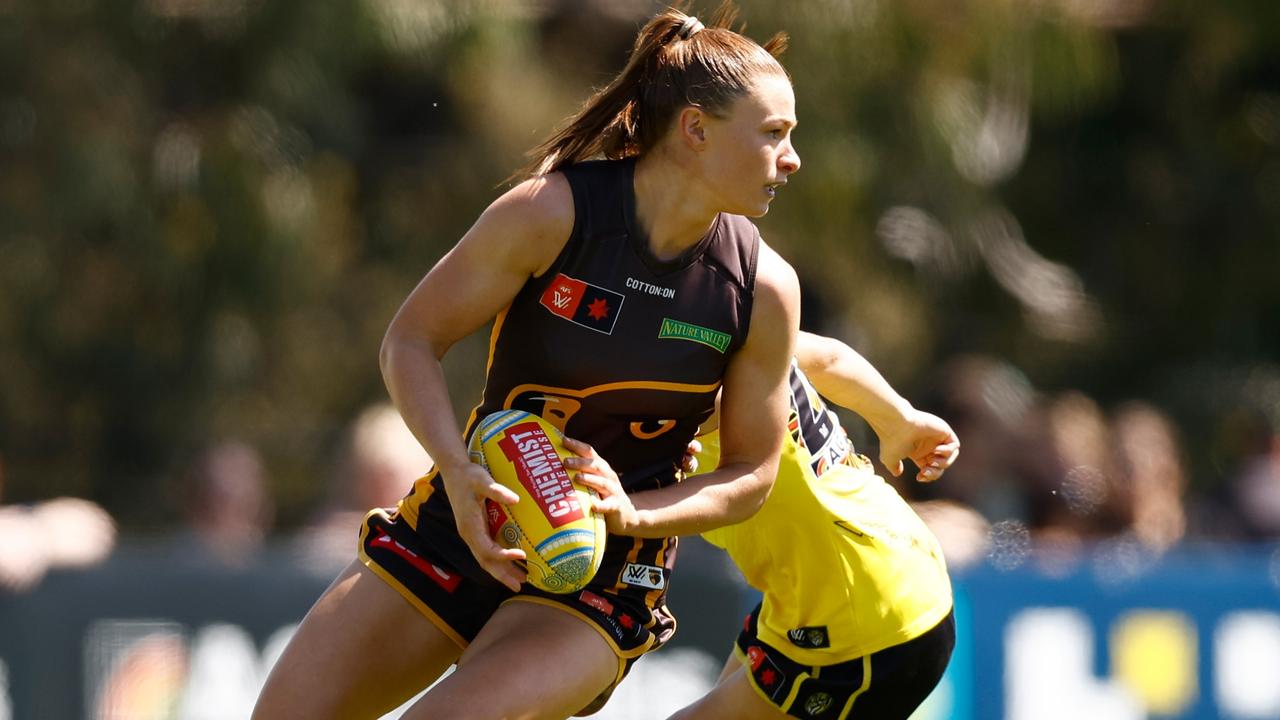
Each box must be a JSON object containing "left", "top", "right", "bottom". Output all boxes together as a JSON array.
[{"left": 702, "top": 73, "right": 801, "bottom": 217}]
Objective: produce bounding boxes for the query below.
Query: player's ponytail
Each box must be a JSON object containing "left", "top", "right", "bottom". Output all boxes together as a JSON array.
[{"left": 513, "top": 3, "right": 788, "bottom": 181}]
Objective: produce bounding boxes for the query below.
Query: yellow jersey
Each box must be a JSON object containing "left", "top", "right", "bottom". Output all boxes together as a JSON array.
[{"left": 698, "top": 363, "right": 953, "bottom": 665}]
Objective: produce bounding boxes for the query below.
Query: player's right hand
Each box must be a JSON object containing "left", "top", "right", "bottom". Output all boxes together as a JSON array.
[{"left": 441, "top": 461, "right": 527, "bottom": 592}]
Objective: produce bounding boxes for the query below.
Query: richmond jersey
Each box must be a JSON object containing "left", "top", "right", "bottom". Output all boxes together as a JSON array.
[
  {"left": 699, "top": 363, "right": 954, "bottom": 665},
  {"left": 400, "top": 158, "right": 761, "bottom": 606}
]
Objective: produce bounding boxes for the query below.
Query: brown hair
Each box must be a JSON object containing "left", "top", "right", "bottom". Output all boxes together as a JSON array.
[{"left": 514, "top": 3, "right": 789, "bottom": 180}]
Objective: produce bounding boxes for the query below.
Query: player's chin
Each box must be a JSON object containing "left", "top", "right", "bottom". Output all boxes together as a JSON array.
[
  {"left": 739, "top": 195, "right": 777, "bottom": 218},
  {"left": 737, "top": 199, "right": 773, "bottom": 217}
]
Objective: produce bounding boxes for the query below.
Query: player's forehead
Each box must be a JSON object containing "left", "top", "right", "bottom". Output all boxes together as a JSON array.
[{"left": 727, "top": 74, "right": 796, "bottom": 127}]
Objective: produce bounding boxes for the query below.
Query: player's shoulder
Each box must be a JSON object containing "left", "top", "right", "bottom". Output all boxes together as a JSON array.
[
  {"left": 476, "top": 172, "right": 575, "bottom": 275},
  {"left": 754, "top": 239, "right": 799, "bottom": 287},
  {"left": 751, "top": 239, "right": 801, "bottom": 316},
  {"left": 486, "top": 172, "right": 574, "bottom": 240}
]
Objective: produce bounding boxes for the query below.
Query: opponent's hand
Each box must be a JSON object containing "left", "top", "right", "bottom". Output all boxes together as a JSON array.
[
  {"left": 876, "top": 410, "right": 960, "bottom": 483},
  {"left": 681, "top": 438, "right": 703, "bottom": 475},
  {"left": 441, "top": 461, "right": 527, "bottom": 591},
  {"left": 562, "top": 437, "right": 640, "bottom": 535}
]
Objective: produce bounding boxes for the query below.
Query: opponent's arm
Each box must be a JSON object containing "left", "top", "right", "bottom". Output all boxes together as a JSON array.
[
  {"left": 794, "top": 331, "right": 958, "bottom": 482},
  {"left": 380, "top": 174, "right": 574, "bottom": 590},
  {"left": 574, "top": 242, "right": 800, "bottom": 538}
]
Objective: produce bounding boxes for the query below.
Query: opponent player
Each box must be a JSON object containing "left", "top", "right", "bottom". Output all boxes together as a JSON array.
[
  {"left": 254, "top": 6, "right": 804, "bottom": 719},
  {"left": 590, "top": 330, "right": 960, "bottom": 719}
]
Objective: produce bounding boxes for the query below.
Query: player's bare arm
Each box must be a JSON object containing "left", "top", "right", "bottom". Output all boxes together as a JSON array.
[
  {"left": 795, "top": 331, "right": 959, "bottom": 482},
  {"left": 380, "top": 173, "right": 574, "bottom": 590}
]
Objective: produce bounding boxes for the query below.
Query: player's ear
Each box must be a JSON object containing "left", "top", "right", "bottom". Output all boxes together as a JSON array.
[{"left": 677, "top": 106, "right": 707, "bottom": 150}]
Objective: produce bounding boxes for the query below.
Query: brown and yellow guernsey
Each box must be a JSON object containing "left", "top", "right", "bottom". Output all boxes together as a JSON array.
[{"left": 398, "top": 157, "right": 760, "bottom": 605}]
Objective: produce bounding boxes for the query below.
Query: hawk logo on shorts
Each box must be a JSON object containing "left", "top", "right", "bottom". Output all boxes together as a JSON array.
[
  {"left": 620, "top": 562, "right": 665, "bottom": 589},
  {"left": 804, "top": 691, "right": 833, "bottom": 716},
  {"left": 787, "top": 626, "right": 831, "bottom": 649}
]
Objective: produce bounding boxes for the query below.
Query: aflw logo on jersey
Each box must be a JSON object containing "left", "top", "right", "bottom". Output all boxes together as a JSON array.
[
  {"left": 496, "top": 422, "right": 584, "bottom": 527},
  {"left": 540, "top": 273, "right": 624, "bottom": 334}
]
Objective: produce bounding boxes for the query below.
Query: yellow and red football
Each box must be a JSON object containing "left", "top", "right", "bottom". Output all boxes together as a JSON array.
[{"left": 468, "top": 409, "right": 606, "bottom": 594}]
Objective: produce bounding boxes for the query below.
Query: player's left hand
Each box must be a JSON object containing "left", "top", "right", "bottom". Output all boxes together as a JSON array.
[
  {"left": 680, "top": 438, "right": 703, "bottom": 475},
  {"left": 877, "top": 410, "right": 959, "bottom": 483},
  {"left": 562, "top": 436, "right": 640, "bottom": 535}
]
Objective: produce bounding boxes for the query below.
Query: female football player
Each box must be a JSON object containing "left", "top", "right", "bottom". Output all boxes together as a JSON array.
[
  {"left": 254, "top": 5, "right": 804, "bottom": 719},
  {"left": 582, "top": 330, "right": 959, "bottom": 720}
]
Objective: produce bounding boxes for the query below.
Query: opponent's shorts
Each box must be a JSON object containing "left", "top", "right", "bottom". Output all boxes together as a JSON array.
[
  {"left": 358, "top": 507, "right": 677, "bottom": 708},
  {"left": 735, "top": 602, "right": 955, "bottom": 720}
]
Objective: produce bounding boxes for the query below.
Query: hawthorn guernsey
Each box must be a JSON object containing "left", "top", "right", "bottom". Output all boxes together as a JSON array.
[{"left": 469, "top": 410, "right": 606, "bottom": 593}]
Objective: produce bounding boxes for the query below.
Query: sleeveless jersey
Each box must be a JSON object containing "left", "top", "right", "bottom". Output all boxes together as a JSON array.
[
  {"left": 699, "top": 362, "right": 954, "bottom": 665},
  {"left": 400, "top": 158, "right": 761, "bottom": 605}
]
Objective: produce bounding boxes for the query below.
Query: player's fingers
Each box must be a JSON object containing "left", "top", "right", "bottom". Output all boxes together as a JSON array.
[
  {"left": 575, "top": 471, "right": 614, "bottom": 497},
  {"left": 682, "top": 455, "right": 699, "bottom": 474},
  {"left": 880, "top": 453, "right": 904, "bottom": 477},
  {"left": 562, "top": 454, "right": 599, "bottom": 474},
  {"left": 919, "top": 450, "right": 957, "bottom": 482},
  {"left": 688, "top": 438, "right": 703, "bottom": 455},
  {"left": 481, "top": 557, "right": 526, "bottom": 592},
  {"left": 496, "top": 546, "right": 526, "bottom": 562},
  {"left": 463, "top": 527, "right": 526, "bottom": 590},
  {"left": 930, "top": 440, "right": 959, "bottom": 458},
  {"left": 483, "top": 482, "right": 520, "bottom": 506},
  {"left": 459, "top": 517, "right": 499, "bottom": 555},
  {"left": 562, "top": 436, "right": 597, "bottom": 459},
  {"left": 591, "top": 495, "right": 618, "bottom": 515},
  {"left": 923, "top": 449, "right": 958, "bottom": 474}
]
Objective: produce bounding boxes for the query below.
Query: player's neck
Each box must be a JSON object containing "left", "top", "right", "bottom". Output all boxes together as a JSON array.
[{"left": 633, "top": 152, "right": 719, "bottom": 262}]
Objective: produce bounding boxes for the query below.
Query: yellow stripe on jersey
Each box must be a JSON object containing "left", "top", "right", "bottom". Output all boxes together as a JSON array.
[
  {"left": 502, "top": 379, "right": 722, "bottom": 410},
  {"left": 698, "top": 432, "right": 953, "bottom": 665}
]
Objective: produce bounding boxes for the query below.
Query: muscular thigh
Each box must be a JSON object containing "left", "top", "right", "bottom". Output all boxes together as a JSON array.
[
  {"left": 669, "top": 665, "right": 786, "bottom": 720},
  {"left": 253, "top": 560, "right": 463, "bottom": 720},
  {"left": 402, "top": 600, "right": 619, "bottom": 720}
]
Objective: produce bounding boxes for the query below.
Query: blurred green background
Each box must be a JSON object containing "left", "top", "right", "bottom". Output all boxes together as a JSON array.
[{"left": 1, "top": 0, "right": 1278, "bottom": 536}]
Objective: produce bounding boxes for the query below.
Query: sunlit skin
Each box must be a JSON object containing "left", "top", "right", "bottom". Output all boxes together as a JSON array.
[
  {"left": 697, "top": 73, "right": 802, "bottom": 218},
  {"left": 633, "top": 72, "right": 801, "bottom": 261}
]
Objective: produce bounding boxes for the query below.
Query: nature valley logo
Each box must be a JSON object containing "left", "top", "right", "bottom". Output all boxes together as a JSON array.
[{"left": 657, "top": 318, "right": 731, "bottom": 353}]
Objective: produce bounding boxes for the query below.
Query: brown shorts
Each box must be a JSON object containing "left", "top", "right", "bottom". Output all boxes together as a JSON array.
[{"left": 358, "top": 508, "right": 677, "bottom": 699}]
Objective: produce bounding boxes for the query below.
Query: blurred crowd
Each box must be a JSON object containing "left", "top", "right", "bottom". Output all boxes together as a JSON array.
[
  {"left": 3, "top": 365, "right": 1279, "bottom": 591},
  {"left": 0, "top": 401, "right": 433, "bottom": 591},
  {"left": 0, "top": 451, "right": 116, "bottom": 591},
  {"left": 898, "top": 354, "right": 1280, "bottom": 573}
]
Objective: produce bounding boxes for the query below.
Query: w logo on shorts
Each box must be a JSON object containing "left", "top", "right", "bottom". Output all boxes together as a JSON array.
[
  {"left": 787, "top": 625, "right": 830, "bottom": 649},
  {"left": 620, "top": 562, "right": 664, "bottom": 589}
]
